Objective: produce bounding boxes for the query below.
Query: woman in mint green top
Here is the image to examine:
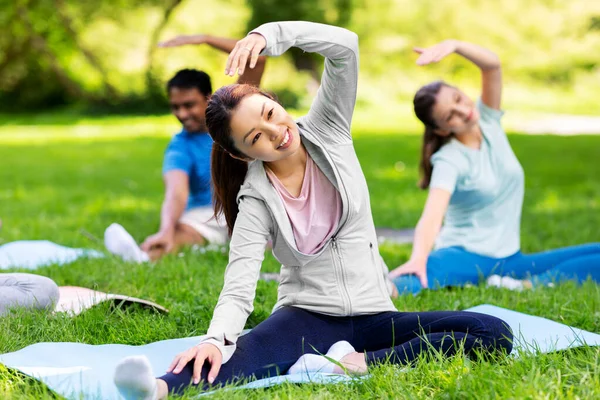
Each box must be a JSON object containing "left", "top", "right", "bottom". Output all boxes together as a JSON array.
[{"left": 389, "top": 39, "right": 600, "bottom": 294}]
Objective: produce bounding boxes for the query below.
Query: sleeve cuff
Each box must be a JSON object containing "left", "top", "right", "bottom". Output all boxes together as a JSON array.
[
  {"left": 477, "top": 98, "right": 504, "bottom": 120},
  {"left": 428, "top": 181, "right": 456, "bottom": 195},
  {"left": 249, "top": 26, "right": 273, "bottom": 56},
  {"left": 200, "top": 337, "right": 236, "bottom": 364}
]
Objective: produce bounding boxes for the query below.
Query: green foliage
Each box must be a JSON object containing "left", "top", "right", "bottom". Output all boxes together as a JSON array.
[
  {"left": 589, "top": 16, "right": 600, "bottom": 31},
  {"left": 1, "top": 0, "right": 600, "bottom": 114},
  {"left": 245, "top": 0, "right": 355, "bottom": 90},
  {"left": 0, "top": 0, "right": 171, "bottom": 111},
  {"left": 271, "top": 87, "right": 302, "bottom": 109},
  {"left": 246, "top": 0, "right": 353, "bottom": 27}
]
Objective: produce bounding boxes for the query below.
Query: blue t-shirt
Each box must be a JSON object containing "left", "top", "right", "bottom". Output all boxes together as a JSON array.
[
  {"left": 162, "top": 129, "right": 213, "bottom": 210},
  {"left": 429, "top": 99, "right": 525, "bottom": 258}
]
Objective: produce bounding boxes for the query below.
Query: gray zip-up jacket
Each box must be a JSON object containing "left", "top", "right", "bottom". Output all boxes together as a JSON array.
[{"left": 203, "top": 21, "right": 397, "bottom": 363}]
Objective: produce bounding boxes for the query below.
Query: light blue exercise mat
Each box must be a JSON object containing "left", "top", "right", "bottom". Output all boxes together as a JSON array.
[
  {"left": 0, "top": 240, "right": 103, "bottom": 270},
  {"left": 1, "top": 304, "right": 599, "bottom": 399}
]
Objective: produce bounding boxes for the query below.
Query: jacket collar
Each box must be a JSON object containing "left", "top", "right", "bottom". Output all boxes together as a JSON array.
[{"left": 237, "top": 124, "right": 347, "bottom": 259}]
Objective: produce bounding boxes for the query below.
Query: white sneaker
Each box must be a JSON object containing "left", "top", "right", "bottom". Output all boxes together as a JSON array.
[
  {"left": 104, "top": 223, "right": 149, "bottom": 263},
  {"left": 486, "top": 274, "right": 525, "bottom": 291},
  {"left": 486, "top": 275, "right": 502, "bottom": 287}
]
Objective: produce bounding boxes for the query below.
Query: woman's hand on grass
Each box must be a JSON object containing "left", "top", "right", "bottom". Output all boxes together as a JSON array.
[
  {"left": 225, "top": 33, "right": 266, "bottom": 77},
  {"left": 167, "top": 342, "right": 222, "bottom": 385},
  {"left": 414, "top": 40, "right": 458, "bottom": 66},
  {"left": 389, "top": 258, "right": 429, "bottom": 288}
]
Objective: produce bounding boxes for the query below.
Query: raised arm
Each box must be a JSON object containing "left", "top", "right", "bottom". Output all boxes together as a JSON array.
[
  {"left": 226, "top": 21, "right": 360, "bottom": 142},
  {"left": 415, "top": 40, "right": 502, "bottom": 110},
  {"left": 159, "top": 34, "right": 266, "bottom": 86},
  {"left": 388, "top": 188, "right": 451, "bottom": 287}
]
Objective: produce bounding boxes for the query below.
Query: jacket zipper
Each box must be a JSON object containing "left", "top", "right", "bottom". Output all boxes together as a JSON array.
[{"left": 331, "top": 236, "right": 352, "bottom": 315}]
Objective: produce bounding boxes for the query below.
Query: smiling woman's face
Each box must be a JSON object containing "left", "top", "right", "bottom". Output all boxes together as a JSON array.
[{"left": 229, "top": 94, "right": 301, "bottom": 162}]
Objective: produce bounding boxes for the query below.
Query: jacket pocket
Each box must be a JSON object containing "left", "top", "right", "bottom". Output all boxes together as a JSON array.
[
  {"left": 277, "top": 265, "right": 303, "bottom": 303},
  {"left": 370, "top": 242, "right": 392, "bottom": 296}
]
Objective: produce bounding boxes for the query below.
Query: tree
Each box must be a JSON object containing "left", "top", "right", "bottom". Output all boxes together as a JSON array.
[
  {"left": 245, "top": 0, "right": 354, "bottom": 88},
  {"left": 0, "top": 0, "right": 178, "bottom": 111},
  {"left": 145, "top": 0, "right": 184, "bottom": 107}
]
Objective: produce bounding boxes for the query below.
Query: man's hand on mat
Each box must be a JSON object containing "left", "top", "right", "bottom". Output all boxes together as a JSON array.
[
  {"left": 414, "top": 39, "right": 458, "bottom": 66},
  {"left": 141, "top": 229, "right": 175, "bottom": 253},
  {"left": 167, "top": 343, "right": 222, "bottom": 385},
  {"left": 226, "top": 33, "right": 266, "bottom": 77},
  {"left": 158, "top": 34, "right": 206, "bottom": 48},
  {"left": 389, "top": 259, "right": 429, "bottom": 288}
]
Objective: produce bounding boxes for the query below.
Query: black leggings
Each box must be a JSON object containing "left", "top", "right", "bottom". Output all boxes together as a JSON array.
[{"left": 160, "top": 307, "right": 513, "bottom": 394}]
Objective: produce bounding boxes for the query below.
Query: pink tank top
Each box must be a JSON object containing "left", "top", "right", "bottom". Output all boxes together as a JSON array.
[{"left": 266, "top": 156, "right": 342, "bottom": 254}]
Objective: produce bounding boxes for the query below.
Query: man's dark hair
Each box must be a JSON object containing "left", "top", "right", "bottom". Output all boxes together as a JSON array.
[{"left": 167, "top": 69, "right": 212, "bottom": 97}]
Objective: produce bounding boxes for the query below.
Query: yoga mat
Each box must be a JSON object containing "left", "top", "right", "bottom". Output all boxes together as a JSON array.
[
  {"left": 375, "top": 227, "right": 415, "bottom": 245},
  {"left": 0, "top": 241, "right": 103, "bottom": 270},
  {"left": 55, "top": 287, "right": 169, "bottom": 315},
  {"left": 1, "top": 304, "right": 599, "bottom": 399},
  {"left": 467, "top": 305, "right": 600, "bottom": 355}
]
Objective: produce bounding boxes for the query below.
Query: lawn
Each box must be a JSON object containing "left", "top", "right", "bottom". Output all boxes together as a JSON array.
[{"left": 0, "top": 114, "right": 599, "bottom": 399}]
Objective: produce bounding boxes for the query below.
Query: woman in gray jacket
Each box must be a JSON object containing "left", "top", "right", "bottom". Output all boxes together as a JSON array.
[{"left": 114, "top": 22, "right": 513, "bottom": 399}]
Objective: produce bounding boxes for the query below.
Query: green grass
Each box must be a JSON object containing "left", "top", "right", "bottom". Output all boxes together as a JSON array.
[{"left": 0, "top": 115, "right": 599, "bottom": 399}]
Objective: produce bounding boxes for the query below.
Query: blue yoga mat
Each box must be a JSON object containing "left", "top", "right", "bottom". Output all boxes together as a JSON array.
[
  {"left": 1, "top": 304, "right": 599, "bottom": 399},
  {"left": 0, "top": 240, "right": 103, "bottom": 270}
]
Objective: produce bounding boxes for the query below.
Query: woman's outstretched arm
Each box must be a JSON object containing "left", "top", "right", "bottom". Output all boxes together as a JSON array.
[{"left": 415, "top": 40, "right": 502, "bottom": 110}]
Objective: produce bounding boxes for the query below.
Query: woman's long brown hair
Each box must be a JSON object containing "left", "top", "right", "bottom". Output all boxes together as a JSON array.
[{"left": 414, "top": 80, "right": 452, "bottom": 189}]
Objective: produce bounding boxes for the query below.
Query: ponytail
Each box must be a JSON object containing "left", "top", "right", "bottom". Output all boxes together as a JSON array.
[
  {"left": 211, "top": 144, "right": 248, "bottom": 236},
  {"left": 413, "top": 80, "right": 451, "bottom": 190},
  {"left": 418, "top": 127, "right": 451, "bottom": 189}
]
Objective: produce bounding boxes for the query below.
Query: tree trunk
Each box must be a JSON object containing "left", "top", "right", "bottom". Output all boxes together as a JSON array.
[
  {"left": 16, "top": 0, "right": 91, "bottom": 100},
  {"left": 145, "top": 0, "right": 184, "bottom": 96}
]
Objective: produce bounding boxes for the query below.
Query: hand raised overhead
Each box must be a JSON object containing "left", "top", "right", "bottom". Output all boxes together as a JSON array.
[
  {"left": 225, "top": 33, "right": 266, "bottom": 77},
  {"left": 413, "top": 40, "right": 458, "bottom": 66}
]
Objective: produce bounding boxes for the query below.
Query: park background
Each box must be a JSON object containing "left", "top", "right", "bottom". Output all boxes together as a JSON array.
[
  {"left": 2, "top": 0, "right": 600, "bottom": 116},
  {"left": 1, "top": 0, "right": 600, "bottom": 398}
]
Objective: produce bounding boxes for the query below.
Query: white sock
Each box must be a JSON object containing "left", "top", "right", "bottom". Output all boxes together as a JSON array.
[
  {"left": 104, "top": 223, "right": 150, "bottom": 263},
  {"left": 114, "top": 355, "right": 158, "bottom": 400},
  {"left": 486, "top": 275, "right": 502, "bottom": 288},
  {"left": 486, "top": 275, "right": 525, "bottom": 291},
  {"left": 287, "top": 340, "right": 356, "bottom": 375},
  {"left": 500, "top": 276, "right": 525, "bottom": 291}
]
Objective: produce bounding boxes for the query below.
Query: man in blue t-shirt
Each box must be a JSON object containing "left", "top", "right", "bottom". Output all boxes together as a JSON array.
[{"left": 105, "top": 34, "right": 266, "bottom": 262}]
